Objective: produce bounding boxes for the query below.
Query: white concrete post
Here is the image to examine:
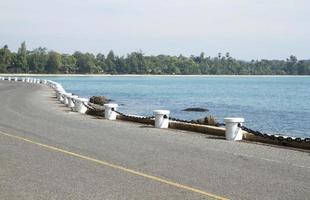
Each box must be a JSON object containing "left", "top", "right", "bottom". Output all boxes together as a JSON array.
[
  {"left": 43, "top": 80, "right": 47, "bottom": 84},
  {"left": 8, "top": 77, "right": 11, "bottom": 81},
  {"left": 153, "top": 110, "right": 170, "bottom": 128},
  {"left": 63, "top": 93, "right": 72, "bottom": 105},
  {"left": 75, "top": 98, "right": 89, "bottom": 113},
  {"left": 224, "top": 118, "right": 245, "bottom": 141},
  {"left": 68, "top": 95, "right": 78, "bottom": 109},
  {"left": 21, "top": 78, "right": 25, "bottom": 82},
  {"left": 14, "top": 77, "right": 18, "bottom": 82},
  {"left": 59, "top": 92, "right": 65, "bottom": 102},
  {"left": 104, "top": 103, "right": 118, "bottom": 120},
  {"left": 56, "top": 89, "right": 65, "bottom": 100}
]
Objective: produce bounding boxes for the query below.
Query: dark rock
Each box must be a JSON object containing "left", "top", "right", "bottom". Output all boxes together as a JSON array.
[
  {"left": 195, "top": 115, "right": 219, "bottom": 127},
  {"left": 85, "top": 102, "right": 105, "bottom": 117},
  {"left": 182, "top": 107, "right": 209, "bottom": 112},
  {"left": 89, "top": 96, "right": 110, "bottom": 106}
]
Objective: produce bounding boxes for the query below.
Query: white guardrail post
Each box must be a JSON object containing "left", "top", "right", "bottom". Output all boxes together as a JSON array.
[
  {"left": 224, "top": 118, "right": 245, "bottom": 141},
  {"left": 63, "top": 93, "right": 72, "bottom": 105},
  {"left": 75, "top": 98, "right": 89, "bottom": 113},
  {"left": 153, "top": 110, "right": 170, "bottom": 128},
  {"left": 104, "top": 103, "right": 118, "bottom": 120},
  {"left": 68, "top": 95, "right": 78, "bottom": 109}
]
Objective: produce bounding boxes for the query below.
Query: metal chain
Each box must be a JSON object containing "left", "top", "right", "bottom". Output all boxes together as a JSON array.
[
  {"left": 82, "top": 102, "right": 104, "bottom": 112},
  {"left": 238, "top": 123, "right": 310, "bottom": 143},
  {"left": 112, "top": 109, "right": 154, "bottom": 120},
  {"left": 168, "top": 117, "right": 224, "bottom": 126},
  {"left": 169, "top": 117, "right": 202, "bottom": 125}
]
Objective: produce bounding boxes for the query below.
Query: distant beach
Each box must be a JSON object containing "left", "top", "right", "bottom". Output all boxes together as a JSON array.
[{"left": 1, "top": 73, "right": 310, "bottom": 77}]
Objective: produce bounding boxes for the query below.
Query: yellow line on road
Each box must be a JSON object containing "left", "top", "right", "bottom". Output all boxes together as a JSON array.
[{"left": 0, "top": 130, "right": 229, "bottom": 200}]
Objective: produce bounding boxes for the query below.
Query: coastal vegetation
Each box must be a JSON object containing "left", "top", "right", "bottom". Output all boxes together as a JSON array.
[{"left": 1, "top": 42, "right": 310, "bottom": 75}]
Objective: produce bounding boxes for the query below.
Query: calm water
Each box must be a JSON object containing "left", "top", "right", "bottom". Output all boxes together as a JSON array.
[{"left": 46, "top": 76, "right": 310, "bottom": 138}]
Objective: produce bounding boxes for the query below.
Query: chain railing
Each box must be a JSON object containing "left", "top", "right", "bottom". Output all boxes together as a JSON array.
[
  {"left": 169, "top": 117, "right": 203, "bottom": 124},
  {"left": 82, "top": 102, "right": 104, "bottom": 112},
  {"left": 112, "top": 109, "right": 154, "bottom": 120},
  {"left": 238, "top": 123, "right": 310, "bottom": 143},
  {"left": 168, "top": 116, "right": 225, "bottom": 127}
]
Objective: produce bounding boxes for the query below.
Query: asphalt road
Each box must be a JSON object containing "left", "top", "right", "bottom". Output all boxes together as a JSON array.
[{"left": 0, "top": 81, "right": 309, "bottom": 200}]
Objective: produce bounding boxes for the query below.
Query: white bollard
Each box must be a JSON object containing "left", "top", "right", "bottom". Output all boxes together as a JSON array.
[
  {"left": 8, "top": 77, "right": 11, "bottom": 81},
  {"left": 56, "top": 89, "right": 65, "bottom": 100},
  {"left": 14, "top": 77, "right": 18, "bottom": 82},
  {"left": 75, "top": 98, "right": 89, "bottom": 113},
  {"left": 68, "top": 95, "right": 78, "bottom": 109},
  {"left": 59, "top": 92, "right": 66, "bottom": 102},
  {"left": 63, "top": 93, "right": 72, "bottom": 105},
  {"left": 22, "top": 78, "right": 25, "bottom": 82},
  {"left": 42, "top": 80, "right": 47, "bottom": 84},
  {"left": 104, "top": 103, "right": 118, "bottom": 120},
  {"left": 70, "top": 96, "right": 78, "bottom": 112},
  {"left": 153, "top": 110, "right": 170, "bottom": 128},
  {"left": 224, "top": 118, "right": 245, "bottom": 141}
]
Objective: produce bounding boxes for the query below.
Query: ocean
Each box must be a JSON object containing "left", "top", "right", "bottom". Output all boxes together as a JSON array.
[{"left": 45, "top": 75, "right": 310, "bottom": 138}]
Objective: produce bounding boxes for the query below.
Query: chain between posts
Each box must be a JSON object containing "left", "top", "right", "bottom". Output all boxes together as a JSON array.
[
  {"left": 169, "top": 117, "right": 202, "bottom": 124},
  {"left": 112, "top": 109, "right": 154, "bottom": 120},
  {"left": 82, "top": 102, "right": 104, "bottom": 112},
  {"left": 238, "top": 123, "right": 310, "bottom": 143},
  {"left": 168, "top": 117, "right": 225, "bottom": 127},
  {"left": 72, "top": 99, "right": 310, "bottom": 143}
]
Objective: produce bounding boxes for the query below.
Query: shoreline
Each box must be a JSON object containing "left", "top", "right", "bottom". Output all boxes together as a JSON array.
[{"left": 1, "top": 73, "right": 310, "bottom": 77}]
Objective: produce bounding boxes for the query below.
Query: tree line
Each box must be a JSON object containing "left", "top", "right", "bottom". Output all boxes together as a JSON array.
[{"left": 1, "top": 42, "right": 310, "bottom": 75}]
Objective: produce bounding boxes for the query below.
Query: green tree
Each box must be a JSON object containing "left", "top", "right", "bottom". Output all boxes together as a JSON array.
[
  {"left": 0, "top": 45, "right": 11, "bottom": 72},
  {"left": 45, "top": 51, "right": 61, "bottom": 73},
  {"left": 27, "top": 47, "right": 48, "bottom": 73},
  {"left": 15, "top": 42, "right": 28, "bottom": 72},
  {"left": 74, "top": 52, "right": 99, "bottom": 73},
  {"left": 60, "top": 54, "right": 76, "bottom": 73}
]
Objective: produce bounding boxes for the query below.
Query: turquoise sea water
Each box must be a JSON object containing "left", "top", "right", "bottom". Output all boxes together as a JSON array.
[{"left": 46, "top": 76, "right": 310, "bottom": 138}]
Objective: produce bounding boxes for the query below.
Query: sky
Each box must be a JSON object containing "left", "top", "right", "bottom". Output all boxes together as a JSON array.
[{"left": 0, "top": 0, "right": 309, "bottom": 60}]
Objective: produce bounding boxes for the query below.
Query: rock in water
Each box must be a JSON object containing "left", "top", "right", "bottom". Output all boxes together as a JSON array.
[
  {"left": 195, "top": 115, "right": 219, "bottom": 126},
  {"left": 182, "top": 107, "right": 209, "bottom": 112},
  {"left": 89, "top": 96, "right": 110, "bottom": 106}
]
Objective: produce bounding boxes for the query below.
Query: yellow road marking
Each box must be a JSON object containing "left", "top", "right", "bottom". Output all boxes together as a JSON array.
[{"left": 0, "top": 130, "right": 229, "bottom": 200}]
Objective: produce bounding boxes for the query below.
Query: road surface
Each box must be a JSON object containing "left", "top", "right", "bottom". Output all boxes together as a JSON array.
[{"left": 0, "top": 81, "right": 309, "bottom": 200}]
